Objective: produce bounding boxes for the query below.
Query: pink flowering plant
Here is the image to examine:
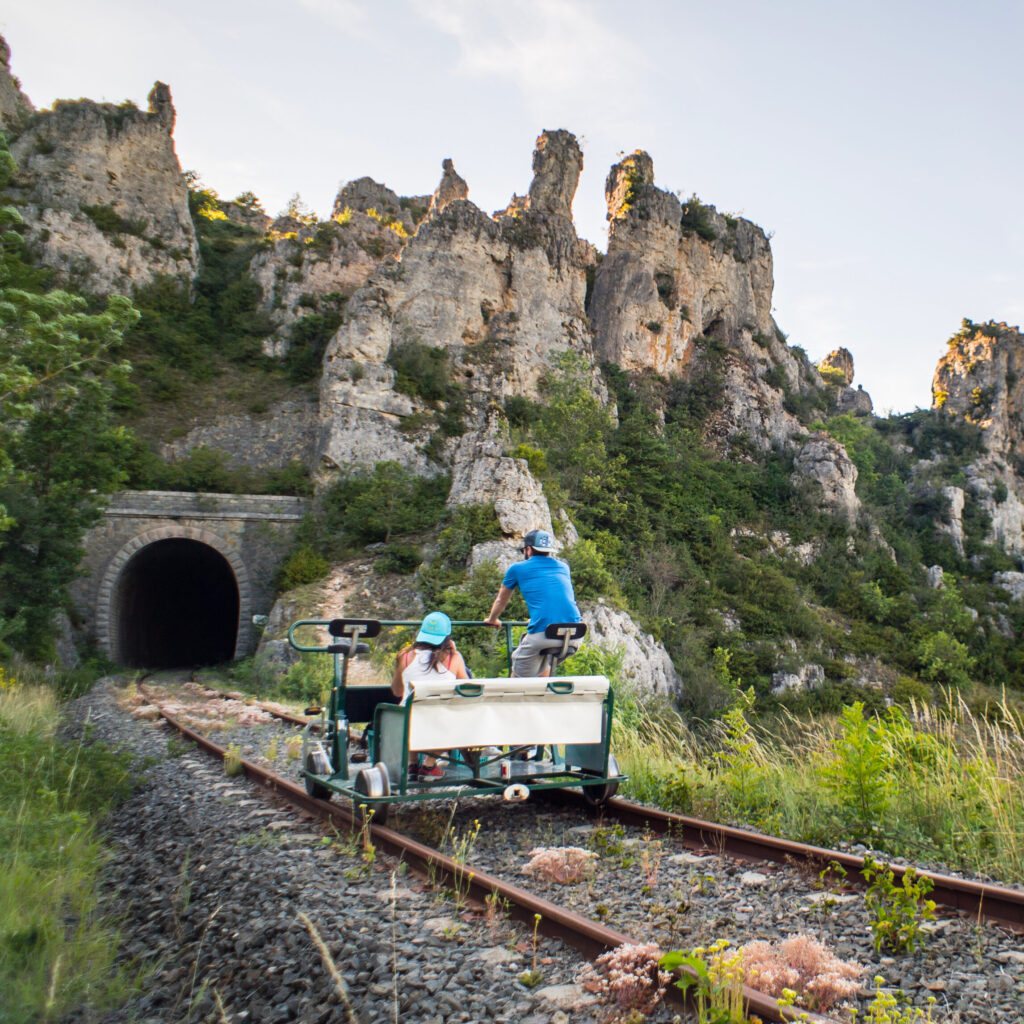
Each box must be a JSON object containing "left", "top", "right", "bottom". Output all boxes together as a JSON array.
[
  {"left": 521, "top": 846, "right": 597, "bottom": 884},
  {"left": 578, "top": 942, "right": 671, "bottom": 1019},
  {"left": 741, "top": 934, "right": 862, "bottom": 1012}
]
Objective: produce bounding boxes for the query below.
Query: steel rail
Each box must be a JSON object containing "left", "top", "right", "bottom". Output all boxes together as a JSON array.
[
  {"left": 602, "top": 798, "right": 1024, "bottom": 930},
  {"left": 224, "top": 700, "right": 1024, "bottom": 929},
  {"left": 189, "top": 694, "right": 1024, "bottom": 930},
  {"left": 158, "top": 710, "right": 834, "bottom": 1023}
]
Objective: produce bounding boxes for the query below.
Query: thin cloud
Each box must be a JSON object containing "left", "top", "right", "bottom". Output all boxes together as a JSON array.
[
  {"left": 410, "top": 0, "right": 650, "bottom": 131},
  {"left": 293, "top": 0, "right": 371, "bottom": 37}
]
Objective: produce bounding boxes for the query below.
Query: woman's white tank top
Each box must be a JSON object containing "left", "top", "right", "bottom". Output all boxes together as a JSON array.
[{"left": 400, "top": 649, "right": 456, "bottom": 701}]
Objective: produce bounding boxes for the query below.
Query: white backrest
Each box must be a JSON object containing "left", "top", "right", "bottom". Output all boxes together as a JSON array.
[{"left": 407, "top": 675, "right": 609, "bottom": 751}]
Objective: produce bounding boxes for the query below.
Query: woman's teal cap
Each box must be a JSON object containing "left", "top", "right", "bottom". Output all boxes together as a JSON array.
[{"left": 416, "top": 611, "right": 452, "bottom": 645}]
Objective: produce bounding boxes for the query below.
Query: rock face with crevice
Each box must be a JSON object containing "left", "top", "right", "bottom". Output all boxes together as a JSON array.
[
  {"left": 590, "top": 150, "right": 825, "bottom": 452},
  {"left": 317, "top": 129, "right": 598, "bottom": 479},
  {"left": 4, "top": 50, "right": 198, "bottom": 295},
  {"left": 0, "top": 36, "right": 32, "bottom": 131},
  {"left": 932, "top": 321, "right": 1024, "bottom": 554}
]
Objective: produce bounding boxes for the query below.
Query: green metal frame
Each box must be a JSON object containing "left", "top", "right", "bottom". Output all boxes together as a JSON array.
[{"left": 287, "top": 618, "right": 623, "bottom": 811}]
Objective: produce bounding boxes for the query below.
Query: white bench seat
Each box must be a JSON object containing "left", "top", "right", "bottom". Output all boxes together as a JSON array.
[{"left": 406, "top": 675, "right": 609, "bottom": 751}]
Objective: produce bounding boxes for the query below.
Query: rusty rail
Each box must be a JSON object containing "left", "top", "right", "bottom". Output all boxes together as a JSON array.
[{"left": 159, "top": 710, "right": 835, "bottom": 1023}]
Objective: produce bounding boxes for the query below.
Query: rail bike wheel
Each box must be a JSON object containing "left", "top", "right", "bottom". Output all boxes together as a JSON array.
[
  {"left": 353, "top": 762, "right": 391, "bottom": 826},
  {"left": 304, "top": 753, "right": 332, "bottom": 800},
  {"left": 581, "top": 754, "right": 620, "bottom": 807}
]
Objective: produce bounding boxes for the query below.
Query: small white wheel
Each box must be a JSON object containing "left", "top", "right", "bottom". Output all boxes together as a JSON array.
[{"left": 353, "top": 762, "right": 390, "bottom": 825}]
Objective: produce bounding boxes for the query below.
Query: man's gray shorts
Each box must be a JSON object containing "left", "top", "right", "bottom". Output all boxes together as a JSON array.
[{"left": 511, "top": 631, "right": 580, "bottom": 677}]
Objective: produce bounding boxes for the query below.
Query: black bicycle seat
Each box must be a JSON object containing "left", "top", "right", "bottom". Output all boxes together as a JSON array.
[
  {"left": 539, "top": 622, "right": 587, "bottom": 657},
  {"left": 328, "top": 618, "right": 382, "bottom": 639},
  {"left": 327, "top": 640, "right": 370, "bottom": 656}
]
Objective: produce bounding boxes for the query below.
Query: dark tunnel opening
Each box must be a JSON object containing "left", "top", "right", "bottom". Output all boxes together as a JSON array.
[{"left": 114, "top": 538, "right": 239, "bottom": 669}]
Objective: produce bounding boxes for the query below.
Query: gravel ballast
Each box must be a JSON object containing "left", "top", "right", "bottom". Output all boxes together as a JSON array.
[
  {"left": 62, "top": 678, "right": 660, "bottom": 1024},
  {"left": 63, "top": 677, "right": 1023, "bottom": 1023}
]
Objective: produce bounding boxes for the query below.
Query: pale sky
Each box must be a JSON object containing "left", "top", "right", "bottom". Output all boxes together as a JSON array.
[{"left": 3, "top": 0, "right": 1022, "bottom": 415}]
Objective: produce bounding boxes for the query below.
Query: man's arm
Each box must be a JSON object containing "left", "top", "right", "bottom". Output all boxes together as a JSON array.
[{"left": 484, "top": 584, "right": 514, "bottom": 627}]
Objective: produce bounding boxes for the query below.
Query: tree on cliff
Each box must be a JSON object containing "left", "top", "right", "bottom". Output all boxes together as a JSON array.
[{"left": 0, "top": 132, "right": 139, "bottom": 659}]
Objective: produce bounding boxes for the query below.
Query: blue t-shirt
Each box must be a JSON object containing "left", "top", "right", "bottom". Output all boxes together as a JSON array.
[{"left": 502, "top": 555, "right": 580, "bottom": 634}]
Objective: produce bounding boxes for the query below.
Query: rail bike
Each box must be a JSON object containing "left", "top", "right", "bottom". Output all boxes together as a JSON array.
[{"left": 287, "top": 617, "right": 623, "bottom": 824}]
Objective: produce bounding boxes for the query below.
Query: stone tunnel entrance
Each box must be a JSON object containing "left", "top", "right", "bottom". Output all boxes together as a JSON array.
[{"left": 113, "top": 538, "right": 240, "bottom": 668}]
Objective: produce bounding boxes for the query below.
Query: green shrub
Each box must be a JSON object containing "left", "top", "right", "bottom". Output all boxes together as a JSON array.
[
  {"left": 679, "top": 194, "right": 717, "bottom": 241},
  {"left": 387, "top": 343, "right": 449, "bottom": 400},
  {"left": 277, "top": 546, "right": 329, "bottom": 590},
  {"left": 819, "top": 702, "right": 892, "bottom": 839},
  {"left": 914, "top": 630, "right": 974, "bottom": 688},
  {"left": 0, "top": 700, "right": 137, "bottom": 1022},
  {"left": 277, "top": 654, "right": 331, "bottom": 705},
  {"left": 80, "top": 203, "right": 147, "bottom": 237},
  {"left": 376, "top": 543, "right": 422, "bottom": 575},
  {"left": 510, "top": 442, "right": 546, "bottom": 477},
  {"left": 314, "top": 462, "right": 450, "bottom": 555},
  {"left": 418, "top": 504, "right": 502, "bottom": 603},
  {"left": 564, "top": 538, "right": 620, "bottom": 602},
  {"left": 504, "top": 395, "right": 542, "bottom": 429},
  {"left": 285, "top": 308, "right": 344, "bottom": 383}
]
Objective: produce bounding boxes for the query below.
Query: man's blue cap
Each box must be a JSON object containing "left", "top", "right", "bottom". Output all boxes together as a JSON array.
[
  {"left": 523, "top": 529, "right": 555, "bottom": 553},
  {"left": 416, "top": 611, "right": 452, "bottom": 645}
]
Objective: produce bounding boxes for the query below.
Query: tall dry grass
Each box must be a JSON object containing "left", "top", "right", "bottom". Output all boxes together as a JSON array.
[
  {"left": 614, "top": 684, "right": 1024, "bottom": 885},
  {"left": 0, "top": 664, "right": 137, "bottom": 1022}
]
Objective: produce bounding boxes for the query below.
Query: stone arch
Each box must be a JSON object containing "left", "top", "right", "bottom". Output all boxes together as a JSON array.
[{"left": 96, "top": 525, "right": 253, "bottom": 665}]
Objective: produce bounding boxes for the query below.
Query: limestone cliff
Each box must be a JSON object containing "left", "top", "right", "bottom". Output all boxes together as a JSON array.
[
  {"left": 0, "top": 36, "right": 33, "bottom": 132},
  {"left": 590, "top": 151, "right": 825, "bottom": 453},
  {"left": 249, "top": 198, "right": 409, "bottom": 359},
  {"left": 5, "top": 72, "right": 198, "bottom": 294},
  {"left": 317, "top": 131, "right": 597, "bottom": 482},
  {"left": 932, "top": 320, "right": 1024, "bottom": 554}
]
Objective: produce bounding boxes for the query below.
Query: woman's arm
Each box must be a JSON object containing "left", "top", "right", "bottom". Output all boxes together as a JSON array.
[
  {"left": 391, "top": 648, "right": 412, "bottom": 699},
  {"left": 451, "top": 651, "right": 469, "bottom": 680}
]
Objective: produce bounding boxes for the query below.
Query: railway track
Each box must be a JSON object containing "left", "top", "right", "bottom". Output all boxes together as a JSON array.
[
  {"left": 247, "top": 694, "right": 1024, "bottom": 931},
  {"left": 159, "top": 708, "right": 827, "bottom": 1024},
  {"left": 152, "top": 694, "right": 1024, "bottom": 1024}
]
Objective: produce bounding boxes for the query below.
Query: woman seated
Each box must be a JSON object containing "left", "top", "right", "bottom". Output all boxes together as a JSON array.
[{"left": 391, "top": 611, "right": 468, "bottom": 777}]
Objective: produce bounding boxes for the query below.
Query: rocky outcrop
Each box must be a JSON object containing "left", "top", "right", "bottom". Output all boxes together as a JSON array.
[
  {"left": 590, "top": 151, "right": 823, "bottom": 451},
  {"left": 936, "top": 485, "right": 966, "bottom": 557},
  {"left": 933, "top": 321, "right": 1024, "bottom": 458},
  {"left": 993, "top": 571, "right": 1024, "bottom": 602},
  {"left": 333, "top": 177, "right": 421, "bottom": 234},
  {"left": 0, "top": 36, "right": 33, "bottom": 131},
  {"left": 249, "top": 205, "right": 405, "bottom": 358},
  {"left": 315, "top": 359, "right": 437, "bottom": 475},
  {"left": 819, "top": 347, "right": 874, "bottom": 414},
  {"left": 819, "top": 348, "right": 854, "bottom": 385},
  {"left": 932, "top": 321, "right": 1024, "bottom": 554},
  {"left": 6, "top": 77, "right": 198, "bottom": 295},
  {"left": 447, "top": 437, "right": 553, "bottom": 538},
  {"left": 581, "top": 600, "right": 681, "bottom": 695},
  {"left": 836, "top": 385, "right": 873, "bottom": 416},
  {"left": 526, "top": 129, "right": 582, "bottom": 221},
  {"left": 771, "top": 663, "right": 824, "bottom": 696},
  {"left": 429, "top": 158, "right": 468, "bottom": 214},
  {"left": 591, "top": 150, "right": 775, "bottom": 376},
  {"left": 318, "top": 129, "right": 597, "bottom": 478},
  {"left": 791, "top": 434, "right": 860, "bottom": 521}
]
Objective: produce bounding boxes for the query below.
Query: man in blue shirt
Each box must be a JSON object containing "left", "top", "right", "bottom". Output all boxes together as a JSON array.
[{"left": 484, "top": 528, "right": 581, "bottom": 677}]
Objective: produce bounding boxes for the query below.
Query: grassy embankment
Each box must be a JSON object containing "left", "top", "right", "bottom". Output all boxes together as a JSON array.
[
  {"left": 613, "top": 682, "right": 1024, "bottom": 887},
  {"left": 0, "top": 663, "right": 137, "bottom": 1023}
]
